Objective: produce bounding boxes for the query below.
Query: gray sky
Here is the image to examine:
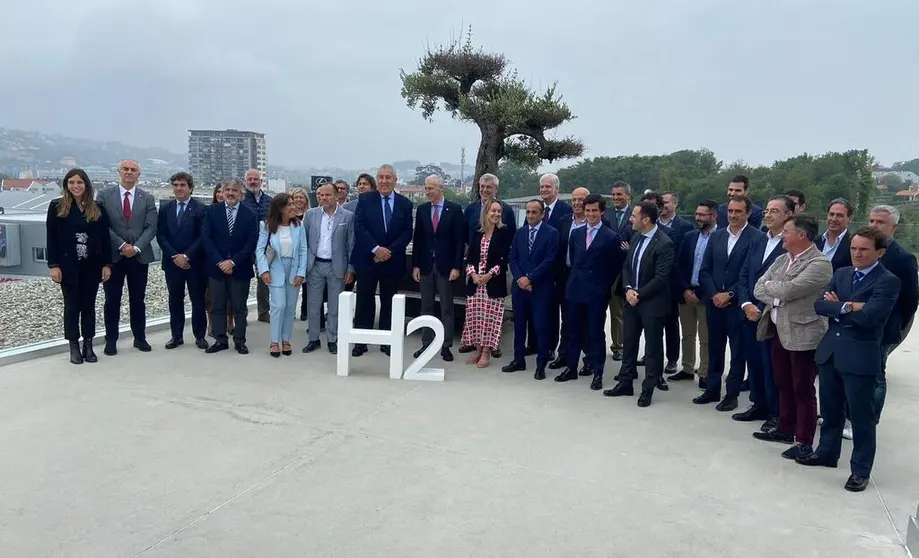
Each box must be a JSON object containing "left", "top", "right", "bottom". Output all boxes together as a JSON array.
[{"left": 1, "top": 0, "right": 916, "bottom": 170}]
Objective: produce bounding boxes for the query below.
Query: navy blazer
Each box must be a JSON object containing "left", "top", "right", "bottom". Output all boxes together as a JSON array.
[
  {"left": 621, "top": 228, "right": 675, "bottom": 317},
  {"left": 412, "top": 199, "right": 466, "bottom": 277},
  {"left": 717, "top": 202, "right": 764, "bottom": 230},
  {"left": 814, "top": 231, "right": 853, "bottom": 271},
  {"left": 566, "top": 225, "right": 624, "bottom": 305},
  {"left": 157, "top": 198, "right": 206, "bottom": 273},
  {"left": 201, "top": 202, "right": 258, "bottom": 281},
  {"left": 677, "top": 228, "right": 703, "bottom": 293},
  {"left": 603, "top": 204, "right": 633, "bottom": 240},
  {"left": 878, "top": 239, "right": 919, "bottom": 345},
  {"left": 463, "top": 200, "right": 517, "bottom": 239},
  {"left": 509, "top": 223, "right": 559, "bottom": 294},
  {"left": 815, "top": 265, "right": 900, "bottom": 376},
  {"left": 554, "top": 215, "right": 611, "bottom": 277},
  {"left": 737, "top": 234, "right": 786, "bottom": 311},
  {"left": 351, "top": 190, "right": 414, "bottom": 275},
  {"left": 698, "top": 225, "right": 765, "bottom": 302},
  {"left": 544, "top": 200, "right": 573, "bottom": 229},
  {"left": 660, "top": 216, "right": 692, "bottom": 297}
]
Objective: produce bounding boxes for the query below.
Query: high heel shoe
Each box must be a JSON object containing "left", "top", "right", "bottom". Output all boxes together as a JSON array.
[
  {"left": 465, "top": 347, "right": 483, "bottom": 365},
  {"left": 82, "top": 338, "right": 97, "bottom": 363},
  {"left": 269, "top": 343, "right": 281, "bottom": 358},
  {"left": 281, "top": 342, "right": 292, "bottom": 356},
  {"left": 69, "top": 341, "right": 83, "bottom": 365},
  {"left": 477, "top": 348, "right": 491, "bottom": 369}
]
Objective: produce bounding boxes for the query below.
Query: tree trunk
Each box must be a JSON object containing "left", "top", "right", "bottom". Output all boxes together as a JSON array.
[{"left": 472, "top": 125, "right": 502, "bottom": 200}]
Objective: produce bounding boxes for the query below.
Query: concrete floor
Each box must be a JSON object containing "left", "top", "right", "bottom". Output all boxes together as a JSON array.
[{"left": 0, "top": 321, "right": 916, "bottom": 558}]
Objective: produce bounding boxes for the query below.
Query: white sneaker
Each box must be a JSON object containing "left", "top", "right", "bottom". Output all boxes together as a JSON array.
[{"left": 843, "top": 420, "right": 853, "bottom": 440}]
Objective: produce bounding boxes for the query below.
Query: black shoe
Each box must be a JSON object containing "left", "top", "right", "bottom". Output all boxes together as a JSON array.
[
  {"left": 502, "top": 360, "right": 526, "bottom": 373},
  {"left": 270, "top": 346, "right": 281, "bottom": 358},
  {"left": 781, "top": 444, "right": 813, "bottom": 460},
  {"left": 554, "top": 368, "right": 579, "bottom": 382},
  {"left": 752, "top": 430, "right": 794, "bottom": 444},
  {"left": 657, "top": 378, "right": 669, "bottom": 391},
  {"left": 665, "top": 361, "right": 678, "bottom": 374},
  {"left": 603, "top": 381, "right": 634, "bottom": 397},
  {"left": 352, "top": 344, "right": 368, "bottom": 357},
  {"left": 302, "top": 340, "right": 321, "bottom": 353},
  {"left": 795, "top": 453, "right": 838, "bottom": 468},
  {"left": 492, "top": 348, "right": 502, "bottom": 359},
  {"left": 578, "top": 365, "right": 593, "bottom": 376},
  {"left": 81, "top": 339, "right": 97, "bottom": 363},
  {"left": 205, "top": 342, "right": 228, "bottom": 354},
  {"left": 300, "top": 313, "right": 307, "bottom": 321},
  {"left": 590, "top": 375, "right": 603, "bottom": 391},
  {"left": 413, "top": 344, "right": 430, "bottom": 359},
  {"left": 698, "top": 376, "right": 706, "bottom": 389},
  {"left": 328, "top": 342, "right": 338, "bottom": 355},
  {"left": 611, "top": 350, "right": 622, "bottom": 361},
  {"left": 732, "top": 406, "right": 769, "bottom": 422},
  {"left": 458, "top": 344, "right": 475, "bottom": 354},
  {"left": 440, "top": 347, "right": 454, "bottom": 362},
  {"left": 69, "top": 341, "right": 83, "bottom": 365},
  {"left": 692, "top": 390, "right": 720, "bottom": 405},
  {"left": 103, "top": 340, "right": 117, "bottom": 356},
  {"left": 195, "top": 338, "right": 209, "bottom": 350},
  {"left": 525, "top": 346, "right": 538, "bottom": 356},
  {"left": 740, "top": 379, "right": 750, "bottom": 392},
  {"left": 165, "top": 338, "right": 184, "bottom": 350},
  {"left": 668, "top": 370, "right": 694, "bottom": 381},
  {"left": 534, "top": 365, "right": 546, "bottom": 381},
  {"left": 613, "top": 373, "right": 621, "bottom": 381},
  {"left": 548, "top": 357, "right": 566, "bottom": 370},
  {"left": 761, "top": 417, "right": 778, "bottom": 432},
  {"left": 282, "top": 344, "right": 292, "bottom": 356},
  {"left": 235, "top": 343, "right": 249, "bottom": 355},
  {"left": 133, "top": 339, "right": 152, "bottom": 352},
  {"left": 636, "top": 357, "right": 646, "bottom": 366},
  {"left": 844, "top": 474, "right": 869, "bottom": 492},
  {"left": 637, "top": 389, "right": 653, "bottom": 408},
  {"left": 381, "top": 346, "right": 391, "bottom": 357},
  {"left": 715, "top": 395, "right": 738, "bottom": 412}
]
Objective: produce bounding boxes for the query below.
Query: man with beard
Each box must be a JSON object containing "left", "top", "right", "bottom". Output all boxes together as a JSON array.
[{"left": 241, "top": 169, "right": 272, "bottom": 322}]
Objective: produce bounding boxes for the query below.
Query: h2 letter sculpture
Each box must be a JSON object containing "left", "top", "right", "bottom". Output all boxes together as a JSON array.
[{"left": 336, "top": 292, "right": 445, "bottom": 381}]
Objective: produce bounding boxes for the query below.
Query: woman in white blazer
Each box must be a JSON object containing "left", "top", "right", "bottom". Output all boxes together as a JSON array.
[{"left": 256, "top": 193, "right": 308, "bottom": 357}]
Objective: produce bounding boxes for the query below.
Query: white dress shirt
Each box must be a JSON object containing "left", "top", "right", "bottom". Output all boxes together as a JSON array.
[
  {"left": 821, "top": 230, "right": 847, "bottom": 262},
  {"left": 727, "top": 223, "right": 748, "bottom": 257},
  {"left": 317, "top": 209, "right": 336, "bottom": 259},
  {"left": 763, "top": 230, "right": 783, "bottom": 264},
  {"left": 627, "top": 226, "right": 658, "bottom": 289},
  {"left": 277, "top": 225, "right": 293, "bottom": 258}
]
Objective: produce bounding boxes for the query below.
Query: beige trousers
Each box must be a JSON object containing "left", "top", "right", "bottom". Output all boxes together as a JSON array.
[{"left": 678, "top": 300, "right": 709, "bottom": 377}]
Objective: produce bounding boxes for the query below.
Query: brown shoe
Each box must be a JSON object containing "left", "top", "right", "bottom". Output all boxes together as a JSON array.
[
  {"left": 477, "top": 348, "right": 491, "bottom": 369},
  {"left": 465, "top": 348, "right": 482, "bottom": 365}
]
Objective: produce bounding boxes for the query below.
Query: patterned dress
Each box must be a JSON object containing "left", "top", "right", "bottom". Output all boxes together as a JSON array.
[{"left": 461, "top": 233, "right": 505, "bottom": 350}]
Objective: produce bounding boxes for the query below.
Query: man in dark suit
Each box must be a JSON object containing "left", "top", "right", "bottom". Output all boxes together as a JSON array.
[
  {"left": 815, "top": 198, "right": 853, "bottom": 271},
  {"left": 99, "top": 158, "right": 158, "bottom": 355},
  {"left": 603, "top": 180, "right": 633, "bottom": 361},
  {"left": 241, "top": 169, "right": 272, "bottom": 323},
  {"left": 411, "top": 175, "right": 466, "bottom": 362},
  {"left": 784, "top": 189, "right": 806, "bottom": 213},
  {"left": 504, "top": 199, "right": 559, "bottom": 379},
  {"left": 733, "top": 195, "right": 793, "bottom": 428},
  {"left": 694, "top": 195, "right": 765, "bottom": 411},
  {"left": 156, "top": 172, "right": 209, "bottom": 351},
  {"left": 868, "top": 205, "right": 919, "bottom": 422},
  {"left": 555, "top": 194, "right": 624, "bottom": 390},
  {"left": 798, "top": 227, "right": 900, "bottom": 493},
  {"left": 604, "top": 201, "right": 675, "bottom": 407},
  {"left": 351, "top": 164, "right": 414, "bottom": 357},
  {"left": 716, "top": 175, "right": 764, "bottom": 230}
]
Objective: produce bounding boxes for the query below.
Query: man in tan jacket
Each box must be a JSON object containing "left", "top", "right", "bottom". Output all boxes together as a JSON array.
[{"left": 751, "top": 214, "right": 833, "bottom": 461}]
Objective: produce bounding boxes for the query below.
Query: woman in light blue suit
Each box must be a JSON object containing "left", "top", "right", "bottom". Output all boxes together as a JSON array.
[{"left": 256, "top": 193, "right": 308, "bottom": 357}]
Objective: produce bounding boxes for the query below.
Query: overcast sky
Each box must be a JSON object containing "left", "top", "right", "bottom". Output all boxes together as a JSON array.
[{"left": 1, "top": 0, "right": 916, "bottom": 170}]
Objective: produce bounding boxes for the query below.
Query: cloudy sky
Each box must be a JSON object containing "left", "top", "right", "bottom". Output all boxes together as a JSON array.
[{"left": 1, "top": 0, "right": 916, "bottom": 170}]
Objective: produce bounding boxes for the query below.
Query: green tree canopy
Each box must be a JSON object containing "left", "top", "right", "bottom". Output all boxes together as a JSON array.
[{"left": 411, "top": 164, "right": 452, "bottom": 186}]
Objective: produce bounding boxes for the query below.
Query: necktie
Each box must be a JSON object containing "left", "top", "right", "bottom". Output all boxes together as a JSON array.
[
  {"left": 227, "top": 206, "right": 236, "bottom": 235},
  {"left": 123, "top": 191, "right": 132, "bottom": 221},
  {"left": 432, "top": 204, "right": 440, "bottom": 232},
  {"left": 852, "top": 270, "right": 865, "bottom": 288},
  {"left": 528, "top": 226, "right": 537, "bottom": 253},
  {"left": 586, "top": 227, "right": 595, "bottom": 248},
  {"left": 632, "top": 235, "right": 646, "bottom": 278},
  {"left": 177, "top": 201, "right": 186, "bottom": 224},
  {"left": 615, "top": 210, "right": 623, "bottom": 227},
  {"left": 383, "top": 195, "right": 392, "bottom": 232},
  {"left": 543, "top": 207, "right": 551, "bottom": 224}
]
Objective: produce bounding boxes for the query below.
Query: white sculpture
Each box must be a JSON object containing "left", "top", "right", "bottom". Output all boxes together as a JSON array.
[{"left": 336, "top": 292, "right": 446, "bottom": 381}]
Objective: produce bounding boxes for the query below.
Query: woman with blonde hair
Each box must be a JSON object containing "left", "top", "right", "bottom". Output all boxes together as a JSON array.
[{"left": 46, "top": 168, "right": 113, "bottom": 364}]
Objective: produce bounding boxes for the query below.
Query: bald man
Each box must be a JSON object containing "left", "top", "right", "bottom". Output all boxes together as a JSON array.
[{"left": 241, "top": 169, "right": 272, "bottom": 322}]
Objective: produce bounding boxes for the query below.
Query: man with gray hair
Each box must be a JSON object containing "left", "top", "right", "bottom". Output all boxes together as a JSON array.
[
  {"left": 242, "top": 168, "right": 272, "bottom": 322},
  {"left": 603, "top": 180, "right": 634, "bottom": 361}
]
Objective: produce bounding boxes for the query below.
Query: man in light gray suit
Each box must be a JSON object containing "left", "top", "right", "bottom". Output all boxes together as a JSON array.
[
  {"left": 302, "top": 183, "right": 355, "bottom": 355},
  {"left": 98, "top": 158, "right": 158, "bottom": 355}
]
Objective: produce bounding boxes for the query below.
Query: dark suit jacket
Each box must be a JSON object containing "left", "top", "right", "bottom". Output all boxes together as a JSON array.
[
  {"left": 660, "top": 216, "right": 693, "bottom": 298},
  {"left": 45, "top": 200, "right": 113, "bottom": 280},
  {"left": 698, "top": 225, "right": 765, "bottom": 303},
  {"left": 677, "top": 228, "right": 704, "bottom": 293},
  {"left": 621, "top": 228, "right": 675, "bottom": 318},
  {"left": 463, "top": 199, "right": 517, "bottom": 239},
  {"left": 465, "top": 227, "right": 513, "bottom": 298},
  {"left": 351, "top": 190, "right": 414, "bottom": 276},
  {"left": 737, "top": 234, "right": 787, "bottom": 311},
  {"left": 603, "top": 204, "right": 633, "bottom": 239},
  {"left": 566, "top": 225, "right": 624, "bottom": 305},
  {"left": 509, "top": 223, "right": 559, "bottom": 294},
  {"left": 157, "top": 198, "right": 206, "bottom": 274},
  {"left": 554, "top": 215, "right": 611, "bottom": 277},
  {"left": 815, "top": 265, "right": 900, "bottom": 376},
  {"left": 814, "top": 231, "right": 853, "bottom": 271},
  {"left": 201, "top": 202, "right": 258, "bottom": 281},
  {"left": 878, "top": 239, "right": 919, "bottom": 345},
  {"left": 717, "top": 202, "right": 764, "bottom": 230},
  {"left": 412, "top": 199, "right": 466, "bottom": 277},
  {"left": 544, "top": 200, "right": 573, "bottom": 229}
]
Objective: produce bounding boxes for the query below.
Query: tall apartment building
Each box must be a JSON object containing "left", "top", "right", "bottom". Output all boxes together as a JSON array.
[{"left": 187, "top": 129, "right": 267, "bottom": 187}]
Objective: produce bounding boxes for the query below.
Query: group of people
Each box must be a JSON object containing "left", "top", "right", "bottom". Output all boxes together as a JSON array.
[{"left": 45, "top": 161, "right": 917, "bottom": 494}]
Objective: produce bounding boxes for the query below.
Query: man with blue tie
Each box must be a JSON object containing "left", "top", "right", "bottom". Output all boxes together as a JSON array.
[
  {"left": 504, "top": 199, "right": 559, "bottom": 379},
  {"left": 351, "top": 164, "right": 414, "bottom": 357},
  {"left": 603, "top": 181, "right": 633, "bottom": 361},
  {"left": 156, "top": 172, "right": 209, "bottom": 350},
  {"left": 798, "top": 227, "right": 900, "bottom": 492}
]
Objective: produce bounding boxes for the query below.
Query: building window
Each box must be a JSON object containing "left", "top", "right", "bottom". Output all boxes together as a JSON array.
[{"left": 33, "top": 247, "right": 47, "bottom": 262}]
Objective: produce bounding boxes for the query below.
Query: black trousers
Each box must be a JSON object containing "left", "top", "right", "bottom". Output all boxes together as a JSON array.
[
  {"left": 61, "top": 263, "right": 102, "bottom": 341},
  {"left": 209, "top": 276, "right": 250, "bottom": 344},
  {"left": 664, "top": 300, "right": 680, "bottom": 363},
  {"left": 555, "top": 269, "right": 570, "bottom": 358},
  {"left": 104, "top": 258, "right": 149, "bottom": 342},
  {"left": 565, "top": 299, "right": 607, "bottom": 376},
  {"left": 354, "top": 268, "right": 400, "bottom": 340},
  {"left": 420, "top": 270, "right": 456, "bottom": 347},
  {"left": 815, "top": 360, "right": 878, "bottom": 478},
  {"left": 620, "top": 305, "right": 666, "bottom": 393},
  {"left": 165, "top": 267, "right": 207, "bottom": 341}
]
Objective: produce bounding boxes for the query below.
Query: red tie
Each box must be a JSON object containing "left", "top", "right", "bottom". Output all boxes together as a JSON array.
[
  {"left": 123, "top": 191, "right": 132, "bottom": 221},
  {"left": 432, "top": 205, "right": 440, "bottom": 232}
]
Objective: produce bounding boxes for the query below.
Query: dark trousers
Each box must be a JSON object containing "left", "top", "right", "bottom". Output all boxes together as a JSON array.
[
  {"left": 565, "top": 299, "right": 606, "bottom": 376},
  {"left": 554, "top": 270, "right": 569, "bottom": 358},
  {"left": 61, "top": 263, "right": 101, "bottom": 341},
  {"left": 875, "top": 343, "right": 894, "bottom": 423},
  {"left": 420, "top": 270, "right": 455, "bottom": 347},
  {"left": 621, "top": 305, "right": 666, "bottom": 393},
  {"left": 770, "top": 339, "right": 818, "bottom": 446},
  {"left": 815, "top": 359, "right": 877, "bottom": 477},
  {"left": 705, "top": 305, "right": 745, "bottom": 397},
  {"left": 209, "top": 276, "right": 250, "bottom": 344},
  {"left": 663, "top": 300, "right": 680, "bottom": 363},
  {"left": 254, "top": 264, "right": 269, "bottom": 319},
  {"left": 354, "top": 268, "right": 400, "bottom": 338},
  {"left": 103, "top": 258, "right": 149, "bottom": 342},
  {"left": 165, "top": 268, "right": 207, "bottom": 341},
  {"left": 512, "top": 288, "right": 550, "bottom": 365},
  {"left": 743, "top": 320, "right": 779, "bottom": 417}
]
